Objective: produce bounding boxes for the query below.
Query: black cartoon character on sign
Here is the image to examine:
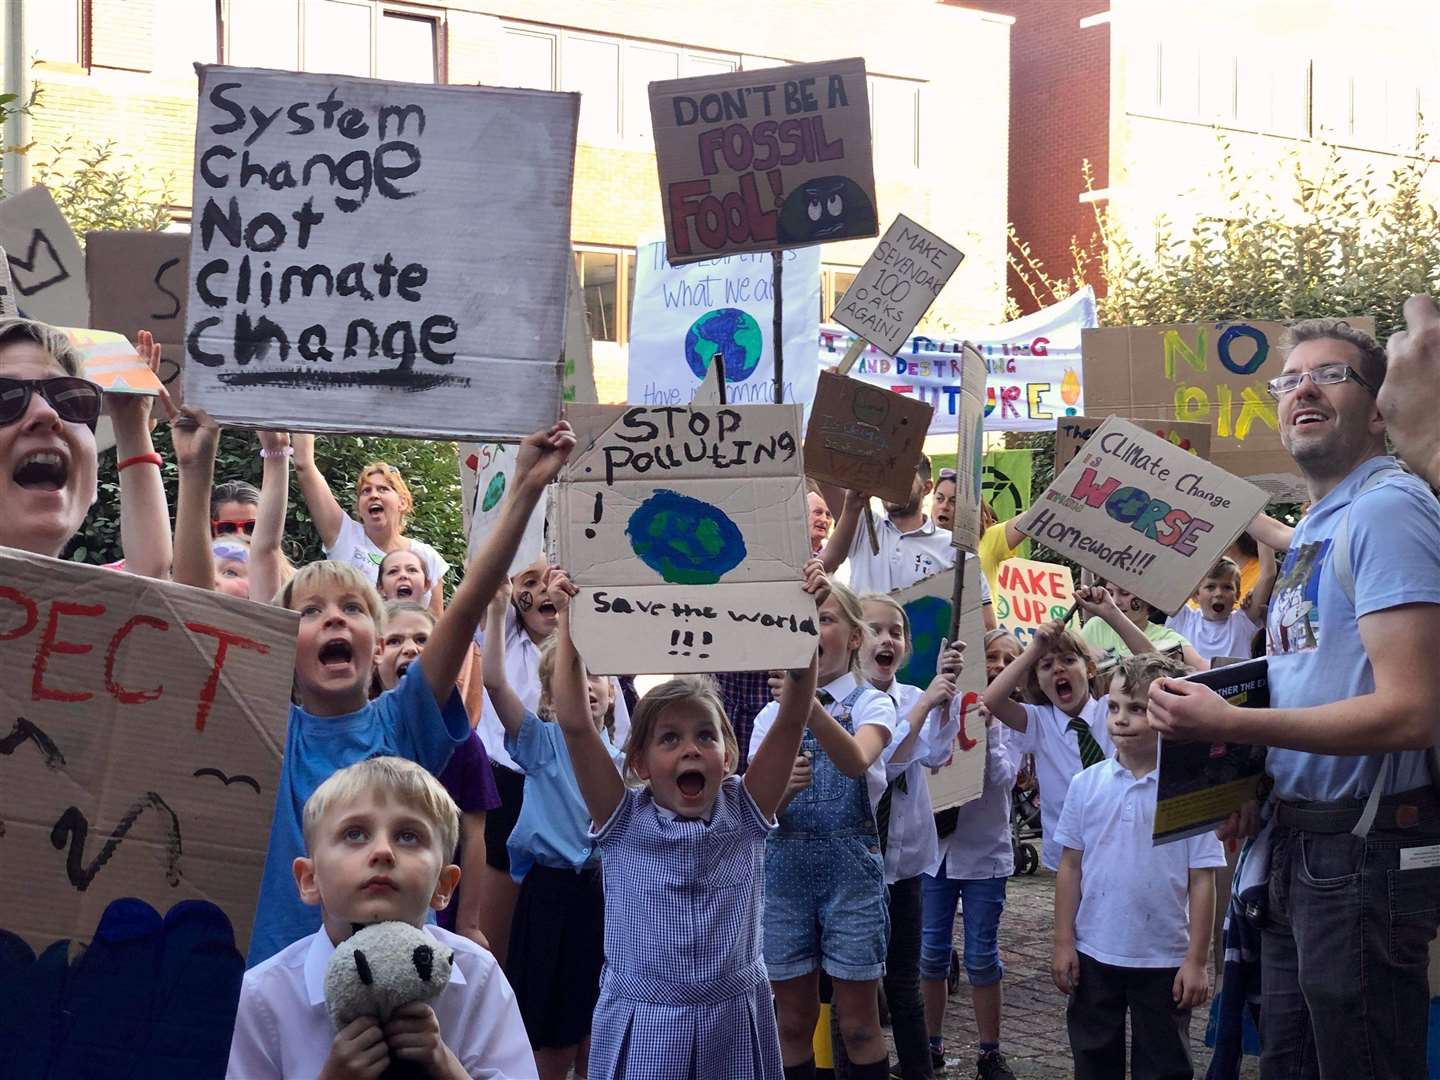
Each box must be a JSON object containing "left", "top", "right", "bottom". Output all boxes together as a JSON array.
[{"left": 776, "top": 176, "right": 877, "bottom": 244}]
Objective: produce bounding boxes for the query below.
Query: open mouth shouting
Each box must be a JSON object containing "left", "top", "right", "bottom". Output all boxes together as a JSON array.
[
  {"left": 676, "top": 769, "right": 707, "bottom": 804},
  {"left": 14, "top": 448, "right": 69, "bottom": 493},
  {"left": 1210, "top": 599, "right": 1231, "bottom": 616},
  {"left": 394, "top": 580, "right": 415, "bottom": 599},
  {"left": 318, "top": 637, "right": 355, "bottom": 674},
  {"left": 395, "top": 659, "right": 413, "bottom": 681},
  {"left": 366, "top": 499, "right": 387, "bottom": 519},
  {"left": 872, "top": 645, "right": 897, "bottom": 672},
  {"left": 1051, "top": 673, "right": 1076, "bottom": 704}
]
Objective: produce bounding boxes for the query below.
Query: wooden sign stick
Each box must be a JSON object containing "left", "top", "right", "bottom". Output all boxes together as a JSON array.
[
  {"left": 772, "top": 250, "right": 784, "bottom": 406},
  {"left": 836, "top": 337, "right": 866, "bottom": 375},
  {"left": 948, "top": 557, "right": 967, "bottom": 644},
  {"left": 714, "top": 354, "right": 727, "bottom": 405}
]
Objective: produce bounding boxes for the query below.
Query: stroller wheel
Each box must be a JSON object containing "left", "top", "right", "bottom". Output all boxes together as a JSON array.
[
  {"left": 1019, "top": 844, "right": 1039, "bottom": 876},
  {"left": 947, "top": 951, "right": 961, "bottom": 996}
]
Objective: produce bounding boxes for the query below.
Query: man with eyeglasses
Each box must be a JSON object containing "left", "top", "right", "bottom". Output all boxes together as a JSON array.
[{"left": 1147, "top": 318, "right": 1440, "bottom": 1079}]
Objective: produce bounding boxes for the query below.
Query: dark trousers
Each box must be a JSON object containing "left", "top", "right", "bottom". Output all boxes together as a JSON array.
[
  {"left": 1066, "top": 953, "right": 1193, "bottom": 1080},
  {"left": 833, "top": 875, "right": 931, "bottom": 1079},
  {"left": 1260, "top": 789, "right": 1440, "bottom": 1080}
]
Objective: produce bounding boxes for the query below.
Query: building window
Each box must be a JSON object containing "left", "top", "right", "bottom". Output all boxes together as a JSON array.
[
  {"left": 870, "top": 76, "right": 921, "bottom": 168},
  {"left": 575, "top": 246, "right": 637, "bottom": 344},
  {"left": 502, "top": 21, "right": 738, "bottom": 145},
  {"left": 27, "top": 1, "right": 84, "bottom": 66},
  {"left": 821, "top": 266, "right": 859, "bottom": 323},
  {"left": 302, "top": 0, "right": 371, "bottom": 77},
  {"left": 151, "top": 0, "right": 219, "bottom": 77},
  {"left": 379, "top": 12, "right": 437, "bottom": 83},
  {"left": 224, "top": 0, "right": 440, "bottom": 82},
  {"left": 227, "top": 0, "right": 299, "bottom": 69}
]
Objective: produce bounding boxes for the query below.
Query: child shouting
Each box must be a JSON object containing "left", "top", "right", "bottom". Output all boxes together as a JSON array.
[
  {"left": 1052, "top": 653, "right": 1224, "bottom": 1080},
  {"left": 1165, "top": 550, "right": 1276, "bottom": 664},
  {"left": 227, "top": 757, "right": 533, "bottom": 1078}
]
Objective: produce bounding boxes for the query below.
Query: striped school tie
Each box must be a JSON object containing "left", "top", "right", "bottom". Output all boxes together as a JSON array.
[{"left": 1067, "top": 716, "right": 1106, "bottom": 769}]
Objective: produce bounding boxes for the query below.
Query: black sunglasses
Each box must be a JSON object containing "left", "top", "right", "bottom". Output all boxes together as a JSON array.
[{"left": 0, "top": 376, "right": 104, "bottom": 430}]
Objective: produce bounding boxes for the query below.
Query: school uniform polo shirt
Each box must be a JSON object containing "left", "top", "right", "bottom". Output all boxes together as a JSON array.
[
  {"left": 1007, "top": 697, "right": 1113, "bottom": 871},
  {"left": 878, "top": 681, "right": 957, "bottom": 882},
  {"left": 1054, "top": 758, "right": 1226, "bottom": 968},
  {"left": 843, "top": 514, "right": 992, "bottom": 605}
]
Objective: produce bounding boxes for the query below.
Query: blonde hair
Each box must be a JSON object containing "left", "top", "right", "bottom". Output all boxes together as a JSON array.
[
  {"left": 277, "top": 561, "right": 386, "bottom": 630},
  {"left": 623, "top": 675, "right": 739, "bottom": 784},
  {"left": 822, "top": 580, "right": 872, "bottom": 674},
  {"left": 1111, "top": 651, "right": 1188, "bottom": 698},
  {"left": 535, "top": 637, "right": 616, "bottom": 737},
  {"left": 858, "top": 592, "right": 912, "bottom": 670},
  {"left": 1203, "top": 556, "right": 1242, "bottom": 587},
  {"left": 1022, "top": 625, "right": 1097, "bottom": 705},
  {"left": 355, "top": 462, "right": 414, "bottom": 519},
  {"left": 382, "top": 599, "right": 435, "bottom": 628},
  {"left": 0, "top": 318, "right": 87, "bottom": 377},
  {"left": 303, "top": 756, "right": 459, "bottom": 861}
]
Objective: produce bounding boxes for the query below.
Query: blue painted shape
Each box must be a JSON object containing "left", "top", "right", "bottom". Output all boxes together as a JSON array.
[
  {"left": 627, "top": 489, "right": 747, "bottom": 585},
  {"left": 683, "top": 308, "right": 763, "bottom": 382},
  {"left": 1217, "top": 323, "right": 1268, "bottom": 376},
  {"left": 898, "top": 595, "right": 951, "bottom": 688}
]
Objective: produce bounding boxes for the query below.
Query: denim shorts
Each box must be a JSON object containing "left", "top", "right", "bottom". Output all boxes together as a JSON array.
[
  {"left": 918, "top": 865, "right": 1006, "bottom": 986},
  {"left": 764, "top": 832, "right": 890, "bottom": 981}
]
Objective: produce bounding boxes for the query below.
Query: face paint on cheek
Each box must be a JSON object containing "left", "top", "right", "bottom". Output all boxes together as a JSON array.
[
  {"left": 1130, "top": 597, "right": 1145, "bottom": 613},
  {"left": 515, "top": 591, "right": 534, "bottom": 613}
]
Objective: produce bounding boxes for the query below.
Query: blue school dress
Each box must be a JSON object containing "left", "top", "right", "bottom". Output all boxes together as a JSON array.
[{"left": 587, "top": 775, "right": 780, "bottom": 1080}]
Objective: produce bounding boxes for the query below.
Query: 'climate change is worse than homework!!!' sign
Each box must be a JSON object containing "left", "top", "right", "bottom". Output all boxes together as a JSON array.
[
  {"left": 184, "top": 66, "right": 578, "bottom": 440},
  {"left": 1016, "top": 417, "right": 1268, "bottom": 613},
  {"left": 557, "top": 404, "right": 815, "bottom": 674},
  {"left": 650, "top": 58, "right": 878, "bottom": 264}
]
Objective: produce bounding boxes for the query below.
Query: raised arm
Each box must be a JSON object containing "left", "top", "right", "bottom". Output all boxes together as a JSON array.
[
  {"left": 423, "top": 423, "right": 575, "bottom": 705},
  {"left": 1246, "top": 512, "right": 1294, "bottom": 553},
  {"left": 818, "top": 488, "right": 865, "bottom": 575},
  {"left": 807, "top": 695, "right": 892, "bottom": 777},
  {"left": 248, "top": 430, "right": 291, "bottom": 605},
  {"left": 1076, "top": 585, "right": 1159, "bottom": 657},
  {"left": 165, "top": 403, "right": 221, "bottom": 591},
  {"left": 983, "top": 622, "right": 1052, "bottom": 732},
  {"left": 549, "top": 570, "right": 627, "bottom": 827},
  {"left": 744, "top": 559, "right": 826, "bottom": 815},
  {"left": 480, "top": 585, "right": 525, "bottom": 740},
  {"left": 110, "top": 331, "right": 172, "bottom": 579},
  {"left": 1242, "top": 541, "right": 1278, "bottom": 622},
  {"left": 290, "top": 432, "right": 346, "bottom": 549},
  {"left": 888, "top": 640, "right": 962, "bottom": 771}
]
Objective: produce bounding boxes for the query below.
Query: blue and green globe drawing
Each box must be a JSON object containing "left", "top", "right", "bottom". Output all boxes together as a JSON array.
[{"left": 684, "top": 308, "right": 763, "bottom": 382}]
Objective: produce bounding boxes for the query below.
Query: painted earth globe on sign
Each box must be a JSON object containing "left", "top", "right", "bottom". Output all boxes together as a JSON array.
[{"left": 683, "top": 307, "right": 763, "bottom": 382}]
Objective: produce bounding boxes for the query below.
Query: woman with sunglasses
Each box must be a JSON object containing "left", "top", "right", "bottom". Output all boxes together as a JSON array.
[{"left": 0, "top": 319, "right": 170, "bottom": 579}]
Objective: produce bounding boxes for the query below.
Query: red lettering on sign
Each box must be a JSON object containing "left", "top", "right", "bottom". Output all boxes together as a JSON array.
[
  {"left": 185, "top": 623, "right": 270, "bottom": 731},
  {"left": 1071, "top": 466, "right": 1121, "bottom": 509},
  {"left": 105, "top": 615, "right": 171, "bottom": 704},
  {"left": 956, "top": 691, "right": 979, "bottom": 751},
  {"left": 33, "top": 601, "right": 106, "bottom": 702},
  {"left": 0, "top": 586, "right": 38, "bottom": 641}
]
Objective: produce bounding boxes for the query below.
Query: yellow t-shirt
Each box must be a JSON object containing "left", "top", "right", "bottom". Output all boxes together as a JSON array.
[{"left": 979, "top": 522, "right": 1018, "bottom": 599}]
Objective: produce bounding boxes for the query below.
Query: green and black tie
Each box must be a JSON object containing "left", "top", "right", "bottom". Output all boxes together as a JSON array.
[{"left": 1067, "top": 716, "right": 1106, "bottom": 769}]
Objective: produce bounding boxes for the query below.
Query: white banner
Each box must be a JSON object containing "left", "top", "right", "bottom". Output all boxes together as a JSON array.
[
  {"left": 818, "top": 286, "right": 1097, "bottom": 433},
  {"left": 628, "top": 240, "right": 820, "bottom": 415}
]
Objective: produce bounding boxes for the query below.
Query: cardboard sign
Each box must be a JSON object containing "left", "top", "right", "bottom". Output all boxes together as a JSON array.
[
  {"left": 889, "top": 560, "right": 988, "bottom": 812},
  {"left": 184, "top": 66, "right": 578, "bottom": 440},
  {"left": 0, "top": 547, "right": 298, "bottom": 953},
  {"left": 819, "top": 287, "right": 1099, "bottom": 434},
  {"left": 1081, "top": 318, "right": 1375, "bottom": 498},
  {"left": 650, "top": 58, "right": 877, "bottom": 264},
  {"left": 562, "top": 260, "right": 598, "bottom": 406},
  {"left": 86, "top": 230, "right": 190, "bottom": 402},
  {"left": 993, "top": 557, "right": 1074, "bottom": 648},
  {"left": 59, "top": 327, "right": 164, "bottom": 396},
  {"left": 1055, "top": 416, "right": 1211, "bottom": 475},
  {"left": 457, "top": 442, "right": 546, "bottom": 572},
  {"left": 0, "top": 245, "right": 17, "bottom": 318},
  {"left": 0, "top": 185, "right": 90, "bottom": 325},
  {"left": 833, "top": 214, "right": 962, "bottom": 357},
  {"left": 1154, "top": 658, "right": 1269, "bottom": 845},
  {"left": 950, "top": 347, "right": 986, "bottom": 552},
  {"left": 1016, "top": 417, "right": 1268, "bottom": 613},
  {"left": 558, "top": 404, "right": 815, "bottom": 674},
  {"left": 803, "top": 369, "right": 934, "bottom": 505},
  {"left": 628, "top": 240, "right": 820, "bottom": 413}
]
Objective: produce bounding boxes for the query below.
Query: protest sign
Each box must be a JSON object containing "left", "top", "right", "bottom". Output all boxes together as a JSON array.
[
  {"left": 86, "top": 230, "right": 190, "bottom": 402},
  {"left": 1016, "top": 417, "right": 1268, "bottom": 613},
  {"left": 184, "top": 66, "right": 577, "bottom": 440},
  {"left": 890, "top": 560, "right": 988, "bottom": 811},
  {"left": 1055, "top": 415, "right": 1211, "bottom": 475},
  {"left": 981, "top": 448, "right": 1034, "bottom": 556},
  {"left": 650, "top": 58, "right": 877, "bottom": 264},
  {"left": 0, "top": 547, "right": 298, "bottom": 953},
  {"left": 562, "top": 259, "right": 597, "bottom": 406},
  {"left": 950, "top": 346, "right": 987, "bottom": 552},
  {"left": 60, "top": 327, "right": 165, "bottom": 396},
  {"left": 558, "top": 404, "right": 815, "bottom": 673},
  {"left": 820, "top": 286, "right": 1098, "bottom": 434},
  {"left": 803, "top": 369, "right": 934, "bottom": 505},
  {"left": 0, "top": 246, "right": 17, "bottom": 317},
  {"left": 1082, "top": 318, "right": 1375, "bottom": 498},
  {"left": 628, "top": 240, "right": 820, "bottom": 411},
  {"left": 993, "top": 557, "right": 1074, "bottom": 648},
  {"left": 1154, "top": 658, "right": 1269, "bottom": 845},
  {"left": 834, "top": 215, "right": 962, "bottom": 357},
  {"left": 458, "top": 442, "right": 546, "bottom": 573},
  {"left": 0, "top": 185, "right": 90, "bottom": 325}
]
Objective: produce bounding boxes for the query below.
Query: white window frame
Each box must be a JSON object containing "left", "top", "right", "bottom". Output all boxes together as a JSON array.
[{"left": 223, "top": 0, "right": 444, "bottom": 82}]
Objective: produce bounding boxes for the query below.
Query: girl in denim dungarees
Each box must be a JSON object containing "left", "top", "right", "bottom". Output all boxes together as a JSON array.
[{"left": 748, "top": 581, "right": 899, "bottom": 1080}]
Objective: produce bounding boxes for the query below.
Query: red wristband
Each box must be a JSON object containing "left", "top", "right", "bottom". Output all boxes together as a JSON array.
[{"left": 117, "top": 452, "right": 164, "bottom": 472}]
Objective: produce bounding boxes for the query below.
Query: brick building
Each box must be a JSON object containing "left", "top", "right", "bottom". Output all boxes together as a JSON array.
[
  {"left": 3, "top": 0, "right": 1014, "bottom": 400},
  {"left": 976, "top": 0, "right": 1440, "bottom": 312}
]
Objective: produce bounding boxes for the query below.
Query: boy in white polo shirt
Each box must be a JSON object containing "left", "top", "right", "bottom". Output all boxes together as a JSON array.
[{"left": 1052, "top": 653, "right": 1224, "bottom": 1080}]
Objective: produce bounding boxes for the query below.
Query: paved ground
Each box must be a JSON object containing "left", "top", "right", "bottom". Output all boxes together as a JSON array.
[{"left": 922, "top": 868, "right": 1259, "bottom": 1079}]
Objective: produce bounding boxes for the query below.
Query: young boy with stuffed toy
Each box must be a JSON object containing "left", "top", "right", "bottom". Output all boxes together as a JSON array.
[{"left": 227, "top": 756, "right": 534, "bottom": 1079}]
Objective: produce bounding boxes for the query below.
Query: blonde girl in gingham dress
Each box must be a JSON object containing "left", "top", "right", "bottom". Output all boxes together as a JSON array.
[{"left": 549, "top": 562, "right": 830, "bottom": 1079}]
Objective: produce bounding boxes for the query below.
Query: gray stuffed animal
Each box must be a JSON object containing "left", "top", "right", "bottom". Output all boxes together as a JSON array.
[{"left": 324, "top": 921, "right": 453, "bottom": 1029}]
